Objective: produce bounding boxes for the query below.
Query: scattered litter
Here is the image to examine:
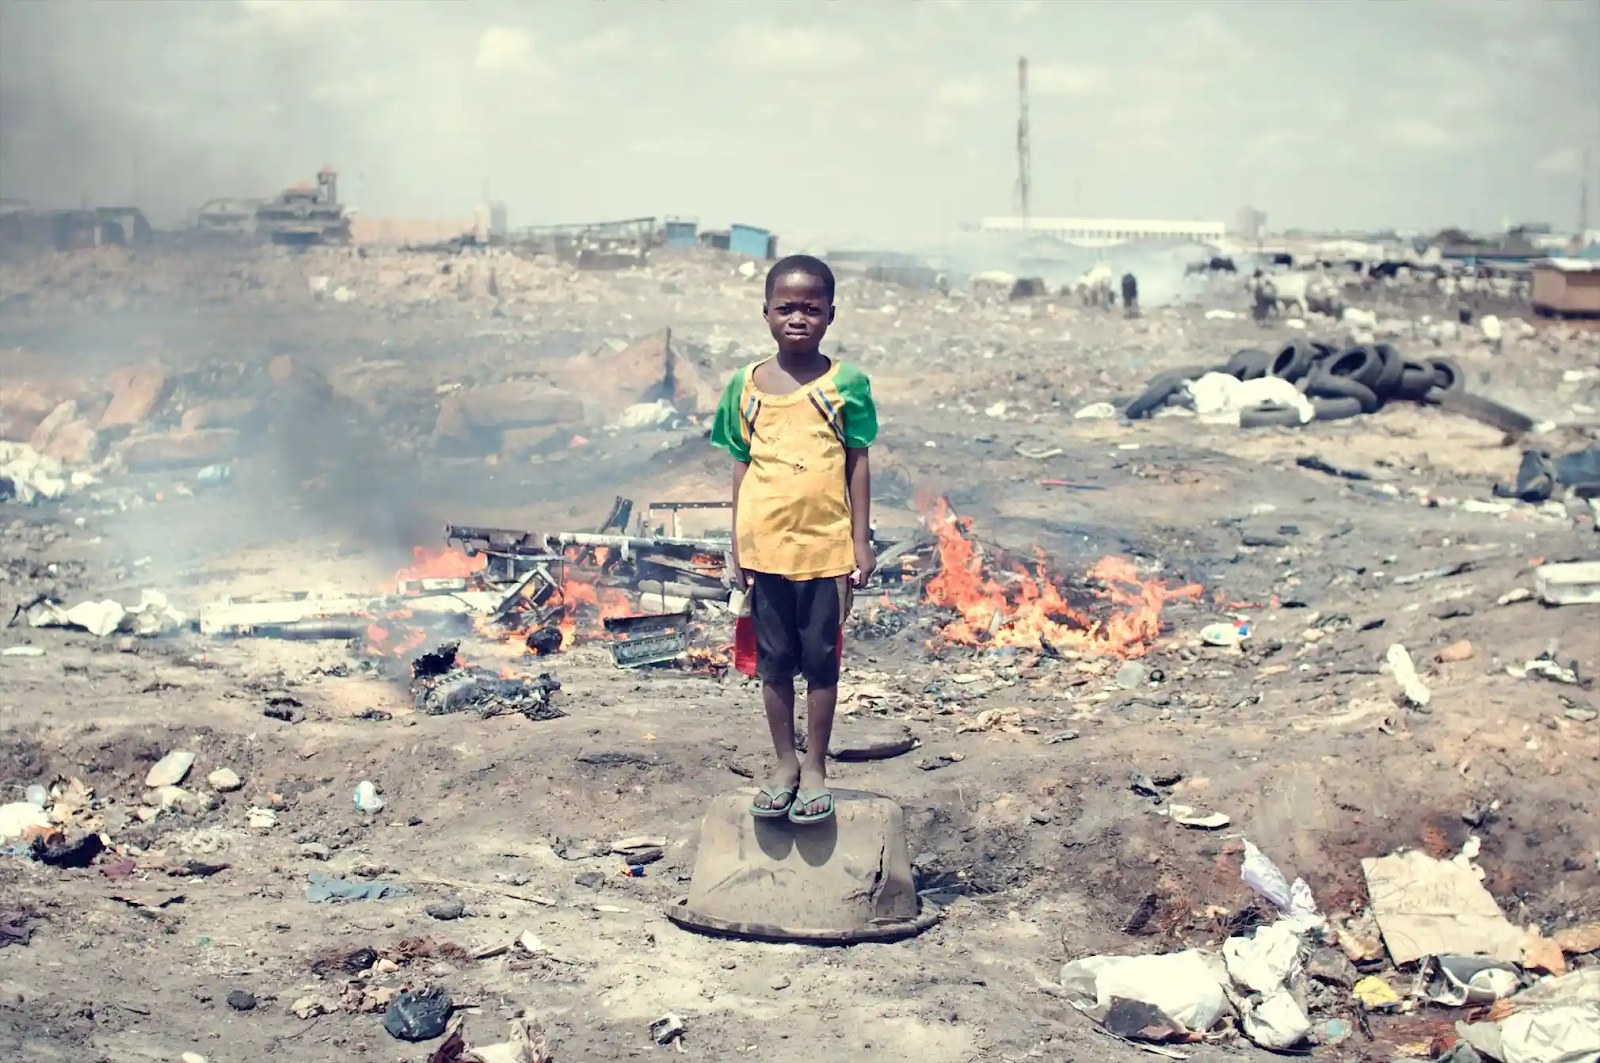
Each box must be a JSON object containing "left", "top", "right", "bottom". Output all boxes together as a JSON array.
[
  {"left": 1360, "top": 849, "right": 1523, "bottom": 965},
  {"left": 650, "top": 1013, "right": 686, "bottom": 1045},
  {"left": 1, "top": 646, "right": 44, "bottom": 658},
  {"left": 1386, "top": 644, "right": 1431, "bottom": 708},
  {"left": 1352, "top": 975, "right": 1401, "bottom": 1009},
  {"left": 1223, "top": 921, "right": 1302, "bottom": 994},
  {"left": 384, "top": 987, "right": 453, "bottom": 1042},
  {"left": 1240, "top": 839, "right": 1321, "bottom": 929},
  {"left": 306, "top": 870, "right": 408, "bottom": 903},
  {"left": 1553, "top": 923, "right": 1600, "bottom": 956},
  {"left": 355, "top": 780, "right": 386, "bottom": 813},
  {"left": 1059, "top": 950, "right": 1226, "bottom": 1036},
  {"left": 612, "top": 398, "right": 680, "bottom": 431},
  {"left": 1073, "top": 402, "right": 1117, "bottom": 420},
  {"left": 453, "top": 1015, "right": 553, "bottom": 1063},
  {"left": 1240, "top": 989, "right": 1311, "bottom": 1050},
  {"left": 1163, "top": 805, "right": 1229, "bottom": 830},
  {"left": 1200, "top": 622, "right": 1244, "bottom": 648},
  {"left": 1455, "top": 1003, "right": 1600, "bottom": 1063},
  {"left": 0, "top": 801, "right": 53, "bottom": 841},
  {"left": 1510, "top": 655, "right": 1581, "bottom": 686},
  {"left": 1423, "top": 955, "right": 1521, "bottom": 1007},
  {"left": 246, "top": 806, "right": 277, "bottom": 829}
]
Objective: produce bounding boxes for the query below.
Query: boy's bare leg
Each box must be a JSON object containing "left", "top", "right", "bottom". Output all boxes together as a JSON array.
[
  {"left": 797, "top": 682, "right": 837, "bottom": 816},
  {"left": 756, "top": 678, "right": 801, "bottom": 810}
]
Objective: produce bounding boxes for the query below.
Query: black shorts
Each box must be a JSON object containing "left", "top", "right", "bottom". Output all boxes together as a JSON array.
[{"left": 748, "top": 573, "right": 850, "bottom": 685}]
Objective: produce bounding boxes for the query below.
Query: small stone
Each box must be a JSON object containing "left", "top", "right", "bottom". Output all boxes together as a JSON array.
[
  {"left": 226, "top": 989, "right": 257, "bottom": 1012},
  {"left": 145, "top": 750, "right": 196, "bottom": 788},
  {"left": 574, "top": 870, "right": 605, "bottom": 889},
  {"left": 425, "top": 898, "right": 465, "bottom": 921},
  {"left": 299, "top": 843, "right": 331, "bottom": 861},
  {"left": 720, "top": 958, "right": 737, "bottom": 970},
  {"left": 769, "top": 974, "right": 791, "bottom": 991},
  {"left": 1435, "top": 639, "right": 1474, "bottom": 663},
  {"left": 1114, "top": 661, "right": 1148, "bottom": 689},
  {"left": 1030, "top": 810, "right": 1053, "bottom": 825},
  {"left": 207, "top": 768, "right": 242, "bottom": 793}
]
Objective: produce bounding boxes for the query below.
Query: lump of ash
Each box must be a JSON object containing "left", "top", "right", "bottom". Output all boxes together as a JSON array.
[{"left": 410, "top": 642, "right": 563, "bottom": 720}]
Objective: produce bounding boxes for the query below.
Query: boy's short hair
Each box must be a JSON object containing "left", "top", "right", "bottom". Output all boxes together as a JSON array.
[{"left": 765, "top": 255, "right": 835, "bottom": 304}]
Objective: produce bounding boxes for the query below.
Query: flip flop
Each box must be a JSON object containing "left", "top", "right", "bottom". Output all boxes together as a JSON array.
[
  {"left": 787, "top": 789, "right": 835, "bottom": 825},
  {"left": 750, "top": 785, "right": 796, "bottom": 819}
]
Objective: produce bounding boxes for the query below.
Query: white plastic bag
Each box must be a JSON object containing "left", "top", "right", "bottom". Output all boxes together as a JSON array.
[{"left": 1059, "top": 950, "right": 1227, "bottom": 1032}]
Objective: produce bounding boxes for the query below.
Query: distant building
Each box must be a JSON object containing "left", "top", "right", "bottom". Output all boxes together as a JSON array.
[
  {"left": 980, "top": 216, "right": 1225, "bottom": 248},
  {"left": 1532, "top": 258, "right": 1600, "bottom": 317},
  {"left": 1230, "top": 206, "right": 1267, "bottom": 242}
]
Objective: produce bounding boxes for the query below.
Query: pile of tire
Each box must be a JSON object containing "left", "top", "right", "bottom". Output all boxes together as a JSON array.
[{"left": 1124, "top": 340, "right": 1466, "bottom": 427}]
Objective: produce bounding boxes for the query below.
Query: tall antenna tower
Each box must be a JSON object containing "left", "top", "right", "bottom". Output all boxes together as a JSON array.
[
  {"left": 1016, "top": 56, "right": 1031, "bottom": 230},
  {"left": 1580, "top": 147, "right": 1592, "bottom": 238}
]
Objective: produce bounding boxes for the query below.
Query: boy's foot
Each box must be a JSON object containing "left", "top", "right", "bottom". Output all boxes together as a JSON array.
[
  {"left": 789, "top": 765, "right": 833, "bottom": 823},
  {"left": 751, "top": 767, "right": 801, "bottom": 818}
]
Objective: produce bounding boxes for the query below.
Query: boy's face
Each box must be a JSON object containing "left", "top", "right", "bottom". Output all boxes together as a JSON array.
[{"left": 763, "top": 272, "right": 835, "bottom": 356}]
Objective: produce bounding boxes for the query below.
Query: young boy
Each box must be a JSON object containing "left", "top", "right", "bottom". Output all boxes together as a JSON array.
[{"left": 710, "top": 255, "right": 876, "bottom": 825}]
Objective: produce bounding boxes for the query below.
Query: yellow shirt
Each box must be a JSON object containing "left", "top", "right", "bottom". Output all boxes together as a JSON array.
[{"left": 710, "top": 359, "right": 878, "bottom": 580}]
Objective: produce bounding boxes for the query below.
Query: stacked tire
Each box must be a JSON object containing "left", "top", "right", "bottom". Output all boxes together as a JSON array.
[{"left": 1123, "top": 339, "right": 1467, "bottom": 424}]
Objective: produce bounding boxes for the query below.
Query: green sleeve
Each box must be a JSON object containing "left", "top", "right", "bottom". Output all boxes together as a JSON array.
[
  {"left": 709, "top": 367, "right": 751, "bottom": 462},
  {"left": 836, "top": 364, "right": 878, "bottom": 449}
]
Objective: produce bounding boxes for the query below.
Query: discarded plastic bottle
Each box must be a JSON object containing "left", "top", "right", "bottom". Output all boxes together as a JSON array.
[{"left": 194, "top": 464, "right": 233, "bottom": 485}]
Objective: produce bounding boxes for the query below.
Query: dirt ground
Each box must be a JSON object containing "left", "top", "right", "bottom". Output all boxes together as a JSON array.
[{"left": 1, "top": 245, "right": 1597, "bottom": 1063}]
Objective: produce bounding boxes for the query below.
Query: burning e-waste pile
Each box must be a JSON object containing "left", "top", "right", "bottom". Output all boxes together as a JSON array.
[{"left": 176, "top": 493, "right": 1208, "bottom": 715}]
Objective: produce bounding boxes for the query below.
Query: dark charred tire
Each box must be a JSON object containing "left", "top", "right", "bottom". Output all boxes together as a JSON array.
[
  {"left": 1124, "top": 364, "right": 1219, "bottom": 420},
  {"left": 1425, "top": 357, "right": 1464, "bottom": 404},
  {"left": 1269, "top": 341, "right": 1315, "bottom": 382},
  {"left": 1395, "top": 360, "right": 1436, "bottom": 402},
  {"left": 1306, "top": 371, "right": 1381, "bottom": 414},
  {"left": 1313, "top": 396, "right": 1365, "bottom": 421},
  {"left": 1326, "top": 345, "right": 1385, "bottom": 390},
  {"left": 1239, "top": 403, "right": 1304, "bottom": 429},
  {"left": 1310, "top": 341, "right": 1339, "bottom": 362},
  {"left": 1226, "top": 348, "right": 1273, "bottom": 381},
  {"left": 1436, "top": 391, "right": 1537, "bottom": 435},
  {"left": 1371, "top": 343, "right": 1404, "bottom": 398}
]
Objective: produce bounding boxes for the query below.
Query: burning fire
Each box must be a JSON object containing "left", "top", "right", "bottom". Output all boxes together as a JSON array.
[
  {"left": 395, "top": 546, "right": 486, "bottom": 587},
  {"left": 921, "top": 498, "right": 1200, "bottom": 658}
]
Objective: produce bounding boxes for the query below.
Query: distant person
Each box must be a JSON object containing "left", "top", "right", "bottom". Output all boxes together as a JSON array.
[
  {"left": 1121, "top": 272, "right": 1139, "bottom": 317},
  {"left": 710, "top": 255, "right": 878, "bottom": 826},
  {"left": 1250, "top": 270, "right": 1275, "bottom": 323}
]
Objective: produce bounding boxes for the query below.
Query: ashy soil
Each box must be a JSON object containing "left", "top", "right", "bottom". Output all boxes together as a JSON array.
[{"left": 1, "top": 249, "right": 1597, "bottom": 1063}]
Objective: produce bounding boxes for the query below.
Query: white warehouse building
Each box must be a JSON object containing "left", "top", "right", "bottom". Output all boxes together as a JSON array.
[{"left": 980, "top": 216, "right": 1226, "bottom": 248}]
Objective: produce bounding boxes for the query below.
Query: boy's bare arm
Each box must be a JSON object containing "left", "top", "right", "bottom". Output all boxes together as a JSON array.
[
  {"left": 846, "top": 447, "right": 873, "bottom": 586},
  {"left": 730, "top": 459, "right": 750, "bottom": 587}
]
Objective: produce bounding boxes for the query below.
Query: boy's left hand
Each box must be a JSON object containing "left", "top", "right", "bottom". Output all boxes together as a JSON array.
[{"left": 850, "top": 541, "right": 876, "bottom": 588}]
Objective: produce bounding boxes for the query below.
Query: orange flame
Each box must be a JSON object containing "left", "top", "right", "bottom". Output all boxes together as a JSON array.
[
  {"left": 395, "top": 546, "right": 485, "bottom": 587},
  {"left": 921, "top": 498, "right": 1200, "bottom": 658}
]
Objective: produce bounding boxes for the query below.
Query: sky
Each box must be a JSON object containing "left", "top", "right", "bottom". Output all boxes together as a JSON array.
[{"left": 1, "top": 0, "right": 1597, "bottom": 244}]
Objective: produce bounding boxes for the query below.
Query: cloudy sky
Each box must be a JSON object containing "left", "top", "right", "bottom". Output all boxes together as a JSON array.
[{"left": 2, "top": 0, "right": 1596, "bottom": 242}]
